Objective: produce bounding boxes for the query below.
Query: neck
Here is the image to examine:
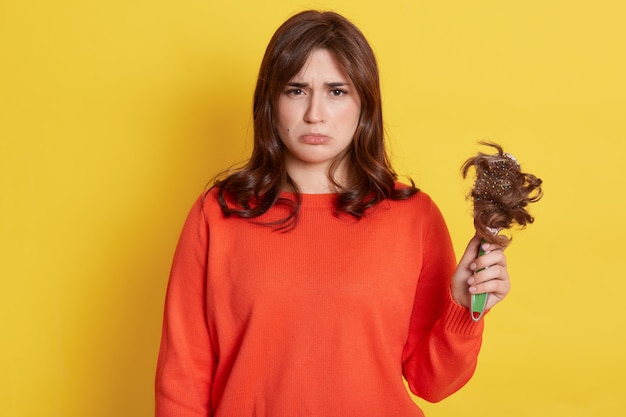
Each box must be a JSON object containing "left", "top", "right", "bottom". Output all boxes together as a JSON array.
[
  {"left": 283, "top": 159, "right": 348, "bottom": 194},
  {"left": 288, "top": 174, "right": 336, "bottom": 194}
]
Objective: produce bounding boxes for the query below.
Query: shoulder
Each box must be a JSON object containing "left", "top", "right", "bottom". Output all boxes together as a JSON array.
[
  {"left": 383, "top": 183, "right": 449, "bottom": 231},
  {"left": 392, "top": 182, "right": 436, "bottom": 211},
  {"left": 199, "top": 186, "right": 221, "bottom": 207},
  {"left": 178, "top": 187, "right": 223, "bottom": 228},
  {"left": 195, "top": 187, "right": 226, "bottom": 220}
]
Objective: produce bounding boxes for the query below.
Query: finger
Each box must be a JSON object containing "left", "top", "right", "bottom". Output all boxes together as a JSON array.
[
  {"left": 479, "top": 241, "right": 505, "bottom": 253},
  {"left": 458, "top": 235, "right": 482, "bottom": 269},
  {"left": 473, "top": 249, "right": 507, "bottom": 272},
  {"left": 471, "top": 264, "right": 507, "bottom": 285},
  {"left": 469, "top": 270, "right": 510, "bottom": 299},
  {"left": 469, "top": 274, "right": 510, "bottom": 294}
]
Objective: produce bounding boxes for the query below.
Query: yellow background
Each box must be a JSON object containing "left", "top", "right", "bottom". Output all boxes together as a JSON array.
[{"left": 1, "top": 0, "right": 624, "bottom": 416}]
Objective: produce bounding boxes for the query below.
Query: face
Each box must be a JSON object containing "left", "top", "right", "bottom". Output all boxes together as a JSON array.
[{"left": 275, "top": 48, "right": 361, "bottom": 182}]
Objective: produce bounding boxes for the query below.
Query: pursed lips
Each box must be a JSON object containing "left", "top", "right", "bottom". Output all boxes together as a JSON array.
[{"left": 300, "top": 133, "right": 330, "bottom": 145}]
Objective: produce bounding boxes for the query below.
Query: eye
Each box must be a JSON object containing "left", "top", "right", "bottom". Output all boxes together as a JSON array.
[
  {"left": 330, "top": 89, "right": 347, "bottom": 97},
  {"left": 285, "top": 88, "right": 304, "bottom": 96}
]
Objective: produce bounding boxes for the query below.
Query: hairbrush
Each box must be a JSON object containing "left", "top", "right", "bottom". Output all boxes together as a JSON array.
[{"left": 461, "top": 142, "right": 543, "bottom": 321}]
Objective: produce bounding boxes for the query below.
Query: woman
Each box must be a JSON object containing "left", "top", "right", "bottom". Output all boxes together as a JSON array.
[{"left": 155, "top": 10, "right": 510, "bottom": 417}]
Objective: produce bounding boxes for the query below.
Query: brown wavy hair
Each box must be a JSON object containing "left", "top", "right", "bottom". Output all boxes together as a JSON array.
[
  {"left": 213, "top": 10, "right": 417, "bottom": 229},
  {"left": 461, "top": 142, "right": 543, "bottom": 247}
]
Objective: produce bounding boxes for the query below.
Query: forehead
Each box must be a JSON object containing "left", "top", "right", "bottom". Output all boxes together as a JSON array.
[{"left": 290, "top": 49, "right": 350, "bottom": 80}]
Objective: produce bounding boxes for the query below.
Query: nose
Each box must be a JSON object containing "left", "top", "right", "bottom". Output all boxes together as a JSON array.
[{"left": 303, "top": 93, "right": 325, "bottom": 123}]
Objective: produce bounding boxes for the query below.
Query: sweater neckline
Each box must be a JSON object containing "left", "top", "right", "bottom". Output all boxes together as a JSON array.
[{"left": 279, "top": 191, "right": 337, "bottom": 208}]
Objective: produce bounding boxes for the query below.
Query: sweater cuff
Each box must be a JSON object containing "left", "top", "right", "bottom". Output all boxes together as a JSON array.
[{"left": 441, "top": 289, "right": 486, "bottom": 336}]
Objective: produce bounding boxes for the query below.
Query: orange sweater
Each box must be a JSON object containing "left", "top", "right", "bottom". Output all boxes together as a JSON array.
[{"left": 155, "top": 188, "right": 484, "bottom": 417}]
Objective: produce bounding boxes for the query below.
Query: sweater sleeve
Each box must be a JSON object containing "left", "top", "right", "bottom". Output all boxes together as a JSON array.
[
  {"left": 155, "top": 196, "right": 215, "bottom": 416},
  {"left": 401, "top": 197, "right": 484, "bottom": 403}
]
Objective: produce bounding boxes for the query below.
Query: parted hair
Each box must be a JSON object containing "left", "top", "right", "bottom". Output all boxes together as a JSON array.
[{"left": 213, "top": 10, "right": 417, "bottom": 229}]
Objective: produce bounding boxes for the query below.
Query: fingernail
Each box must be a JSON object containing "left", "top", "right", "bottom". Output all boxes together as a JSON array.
[{"left": 467, "top": 277, "right": 475, "bottom": 285}]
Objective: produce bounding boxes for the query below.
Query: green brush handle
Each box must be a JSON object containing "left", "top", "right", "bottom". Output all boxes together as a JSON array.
[{"left": 470, "top": 240, "right": 489, "bottom": 321}]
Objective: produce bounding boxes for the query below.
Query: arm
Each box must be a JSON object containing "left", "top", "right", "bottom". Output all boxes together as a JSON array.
[
  {"left": 155, "top": 197, "right": 215, "bottom": 416},
  {"left": 402, "top": 200, "right": 484, "bottom": 403}
]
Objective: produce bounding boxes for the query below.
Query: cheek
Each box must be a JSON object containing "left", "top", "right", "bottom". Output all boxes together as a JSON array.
[
  {"left": 342, "top": 100, "right": 361, "bottom": 125},
  {"left": 275, "top": 103, "right": 297, "bottom": 135},
  {"left": 275, "top": 124, "right": 291, "bottom": 143},
  {"left": 341, "top": 106, "right": 361, "bottom": 133},
  {"left": 275, "top": 95, "right": 298, "bottom": 119}
]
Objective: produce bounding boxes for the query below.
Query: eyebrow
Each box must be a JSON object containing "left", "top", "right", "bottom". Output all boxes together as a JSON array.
[{"left": 286, "top": 81, "right": 350, "bottom": 88}]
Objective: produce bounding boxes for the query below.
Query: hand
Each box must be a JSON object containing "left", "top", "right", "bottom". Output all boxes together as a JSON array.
[{"left": 450, "top": 235, "right": 511, "bottom": 310}]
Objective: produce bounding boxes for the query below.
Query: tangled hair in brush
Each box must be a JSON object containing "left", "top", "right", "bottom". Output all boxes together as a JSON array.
[{"left": 461, "top": 142, "right": 543, "bottom": 247}]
